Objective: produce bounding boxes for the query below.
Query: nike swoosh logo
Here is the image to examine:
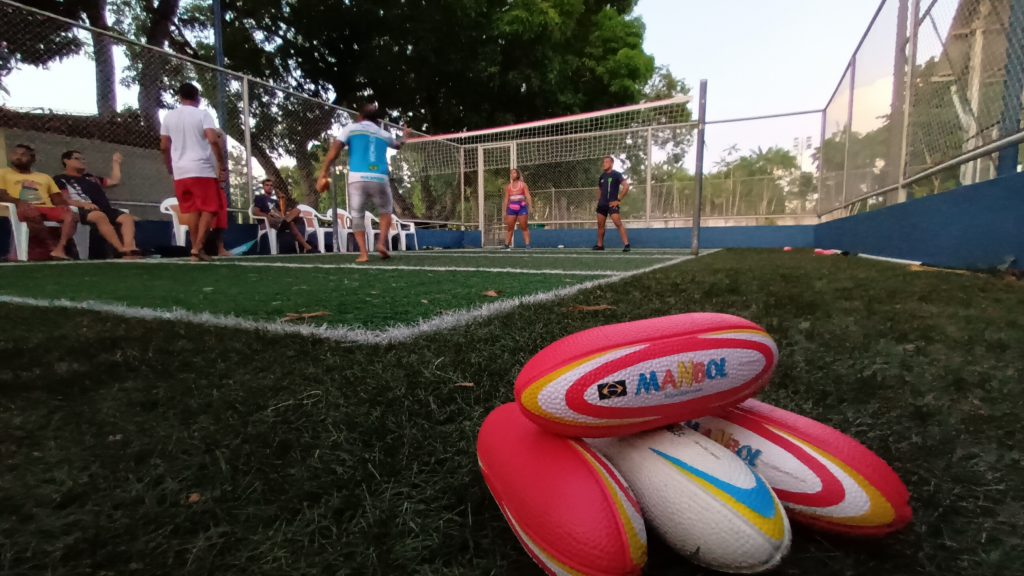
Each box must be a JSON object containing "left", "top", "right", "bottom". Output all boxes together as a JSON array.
[{"left": 651, "top": 448, "right": 777, "bottom": 519}]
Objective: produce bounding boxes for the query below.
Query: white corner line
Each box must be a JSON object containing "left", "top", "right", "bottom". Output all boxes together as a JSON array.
[{"left": 0, "top": 256, "right": 697, "bottom": 345}]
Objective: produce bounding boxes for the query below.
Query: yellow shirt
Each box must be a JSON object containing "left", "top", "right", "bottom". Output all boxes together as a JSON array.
[{"left": 0, "top": 167, "right": 61, "bottom": 207}]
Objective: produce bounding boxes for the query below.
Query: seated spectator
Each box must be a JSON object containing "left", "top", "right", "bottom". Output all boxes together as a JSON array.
[
  {"left": 0, "top": 143, "right": 76, "bottom": 261},
  {"left": 252, "top": 179, "right": 312, "bottom": 252},
  {"left": 53, "top": 150, "right": 141, "bottom": 259}
]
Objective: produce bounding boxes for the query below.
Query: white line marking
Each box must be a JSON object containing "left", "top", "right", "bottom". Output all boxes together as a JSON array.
[
  {"left": 137, "top": 260, "right": 624, "bottom": 276},
  {"left": 0, "top": 256, "right": 695, "bottom": 344},
  {"left": 856, "top": 253, "right": 922, "bottom": 266}
]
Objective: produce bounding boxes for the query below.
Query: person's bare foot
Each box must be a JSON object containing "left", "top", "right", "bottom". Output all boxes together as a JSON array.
[
  {"left": 376, "top": 243, "right": 390, "bottom": 260},
  {"left": 354, "top": 254, "right": 370, "bottom": 263},
  {"left": 49, "top": 250, "right": 72, "bottom": 261},
  {"left": 190, "top": 250, "right": 212, "bottom": 262},
  {"left": 218, "top": 250, "right": 231, "bottom": 257}
]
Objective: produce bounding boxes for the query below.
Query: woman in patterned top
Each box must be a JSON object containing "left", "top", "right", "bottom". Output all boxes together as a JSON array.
[{"left": 502, "top": 168, "right": 533, "bottom": 250}]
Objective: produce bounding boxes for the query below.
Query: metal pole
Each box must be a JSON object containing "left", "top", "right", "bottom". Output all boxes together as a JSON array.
[
  {"left": 212, "top": 0, "right": 228, "bottom": 201},
  {"left": 817, "top": 109, "right": 826, "bottom": 217},
  {"left": 896, "top": 0, "right": 921, "bottom": 203},
  {"left": 997, "top": 0, "right": 1024, "bottom": 176},
  {"left": 691, "top": 79, "right": 707, "bottom": 256},
  {"left": 241, "top": 77, "right": 254, "bottom": 215},
  {"left": 645, "top": 126, "right": 653, "bottom": 222},
  {"left": 458, "top": 147, "right": 465, "bottom": 226},
  {"left": 841, "top": 58, "right": 856, "bottom": 211},
  {"left": 477, "top": 146, "right": 485, "bottom": 248}
]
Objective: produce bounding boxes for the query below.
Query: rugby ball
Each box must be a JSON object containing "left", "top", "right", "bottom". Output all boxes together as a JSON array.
[
  {"left": 515, "top": 313, "right": 778, "bottom": 437},
  {"left": 589, "top": 425, "right": 791, "bottom": 573},
  {"left": 689, "top": 398, "right": 912, "bottom": 536},
  {"left": 477, "top": 403, "right": 647, "bottom": 576}
]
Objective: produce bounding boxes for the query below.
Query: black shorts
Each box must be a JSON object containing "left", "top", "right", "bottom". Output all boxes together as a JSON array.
[
  {"left": 81, "top": 207, "right": 127, "bottom": 225},
  {"left": 596, "top": 203, "right": 620, "bottom": 217}
]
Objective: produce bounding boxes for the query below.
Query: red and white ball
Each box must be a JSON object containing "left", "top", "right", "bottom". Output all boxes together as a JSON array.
[
  {"left": 515, "top": 313, "right": 779, "bottom": 437},
  {"left": 477, "top": 403, "right": 647, "bottom": 575},
  {"left": 689, "top": 399, "right": 912, "bottom": 536}
]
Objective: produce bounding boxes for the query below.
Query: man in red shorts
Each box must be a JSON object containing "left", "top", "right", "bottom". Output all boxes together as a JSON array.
[
  {"left": 159, "top": 82, "right": 227, "bottom": 261},
  {"left": 0, "top": 143, "right": 76, "bottom": 261}
]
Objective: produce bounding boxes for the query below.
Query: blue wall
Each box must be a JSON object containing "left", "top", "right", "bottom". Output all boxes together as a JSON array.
[
  {"left": 816, "top": 172, "right": 1024, "bottom": 269},
  {"left": 4, "top": 170, "right": 1019, "bottom": 268},
  {"left": 509, "top": 226, "right": 814, "bottom": 250}
]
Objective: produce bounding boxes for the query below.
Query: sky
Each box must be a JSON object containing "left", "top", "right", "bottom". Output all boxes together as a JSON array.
[
  {"left": 2, "top": 1, "right": 898, "bottom": 172},
  {"left": 636, "top": 0, "right": 885, "bottom": 168}
]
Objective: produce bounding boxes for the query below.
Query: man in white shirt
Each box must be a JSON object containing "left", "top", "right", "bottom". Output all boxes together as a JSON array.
[{"left": 159, "top": 82, "right": 227, "bottom": 261}]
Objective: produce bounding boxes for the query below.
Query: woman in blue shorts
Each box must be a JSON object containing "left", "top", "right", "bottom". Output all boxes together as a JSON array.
[{"left": 502, "top": 168, "right": 533, "bottom": 250}]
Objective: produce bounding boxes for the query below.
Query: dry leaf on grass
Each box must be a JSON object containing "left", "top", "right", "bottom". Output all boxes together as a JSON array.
[
  {"left": 482, "top": 290, "right": 502, "bottom": 297},
  {"left": 187, "top": 492, "right": 202, "bottom": 504},
  {"left": 453, "top": 382, "right": 475, "bottom": 388},
  {"left": 281, "top": 311, "right": 330, "bottom": 322},
  {"left": 568, "top": 304, "right": 616, "bottom": 312}
]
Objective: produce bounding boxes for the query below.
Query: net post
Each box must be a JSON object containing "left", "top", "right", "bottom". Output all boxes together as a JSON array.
[
  {"left": 645, "top": 126, "right": 653, "bottom": 222},
  {"left": 459, "top": 147, "right": 465, "bottom": 226},
  {"left": 477, "top": 145, "right": 485, "bottom": 248},
  {"left": 692, "top": 79, "right": 707, "bottom": 256}
]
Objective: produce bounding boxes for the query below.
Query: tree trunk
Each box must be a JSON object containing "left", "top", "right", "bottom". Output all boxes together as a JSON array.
[
  {"left": 389, "top": 178, "right": 415, "bottom": 218},
  {"left": 83, "top": 0, "right": 116, "bottom": 117},
  {"left": 138, "top": 0, "right": 180, "bottom": 135}
]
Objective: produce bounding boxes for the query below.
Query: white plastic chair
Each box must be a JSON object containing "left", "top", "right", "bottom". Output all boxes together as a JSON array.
[
  {"left": 324, "top": 208, "right": 356, "bottom": 253},
  {"left": 392, "top": 215, "right": 418, "bottom": 251},
  {"left": 364, "top": 212, "right": 399, "bottom": 252},
  {"left": 1, "top": 203, "right": 97, "bottom": 261},
  {"left": 249, "top": 204, "right": 279, "bottom": 255},
  {"left": 297, "top": 204, "right": 328, "bottom": 253},
  {"left": 1, "top": 202, "right": 29, "bottom": 261},
  {"left": 160, "top": 198, "right": 189, "bottom": 247}
]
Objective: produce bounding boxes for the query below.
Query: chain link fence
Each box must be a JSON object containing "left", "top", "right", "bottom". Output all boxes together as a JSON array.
[
  {"left": 4, "top": 0, "right": 1020, "bottom": 233},
  {"left": 820, "top": 0, "right": 1024, "bottom": 218},
  {"left": 0, "top": 0, "right": 444, "bottom": 230}
]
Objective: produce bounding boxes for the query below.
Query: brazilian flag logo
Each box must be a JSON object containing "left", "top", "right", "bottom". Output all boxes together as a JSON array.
[{"left": 369, "top": 164, "right": 380, "bottom": 172}]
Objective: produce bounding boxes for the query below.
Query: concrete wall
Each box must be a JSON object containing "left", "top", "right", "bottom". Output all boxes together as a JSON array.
[{"left": 0, "top": 128, "right": 174, "bottom": 221}]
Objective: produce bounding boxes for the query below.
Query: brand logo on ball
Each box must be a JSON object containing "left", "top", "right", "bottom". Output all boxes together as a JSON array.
[
  {"left": 596, "top": 357, "right": 729, "bottom": 402},
  {"left": 684, "top": 420, "right": 763, "bottom": 468}
]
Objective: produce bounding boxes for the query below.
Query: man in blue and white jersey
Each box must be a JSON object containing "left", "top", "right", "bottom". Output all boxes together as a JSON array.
[{"left": 317, "top": 103, "right": 410, "bottom": 262}]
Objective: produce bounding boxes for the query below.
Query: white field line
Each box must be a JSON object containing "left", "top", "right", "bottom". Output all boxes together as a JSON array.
[
  {"left": 0, "top": 256, "right": 695, "bottom": 345},
  {"left": 140, "top": 260, "right": 624, "bottom": 276},
  {"left": 856, "top": 253, "right": 923, "bottom": 266}
]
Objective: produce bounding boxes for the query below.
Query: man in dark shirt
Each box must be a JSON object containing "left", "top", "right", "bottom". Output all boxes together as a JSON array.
[
  {"left": 594, "top": 155, "right": 631, "bottom": 252},
  {"left": 252, "top": 179, "right": 311, "bottom": 252},
  {"left": 53, "top": 150, "right": 141, "bottom": 258}
]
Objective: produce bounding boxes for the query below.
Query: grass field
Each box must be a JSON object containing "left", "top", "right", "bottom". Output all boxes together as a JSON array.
[{"left": 1, "top": 249, "right": 1022, "bottom": 575}]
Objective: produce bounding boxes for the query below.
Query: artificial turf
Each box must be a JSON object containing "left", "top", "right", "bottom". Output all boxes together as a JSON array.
[
  {"left": 0, "top": 250, "right": 1021, "bottom": 575},
  {"left": 230, "top": 251, "right": 680, "bottom": 273},
  {"left": 0, "top": 262, "right": 606, "bottom": 328}
]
